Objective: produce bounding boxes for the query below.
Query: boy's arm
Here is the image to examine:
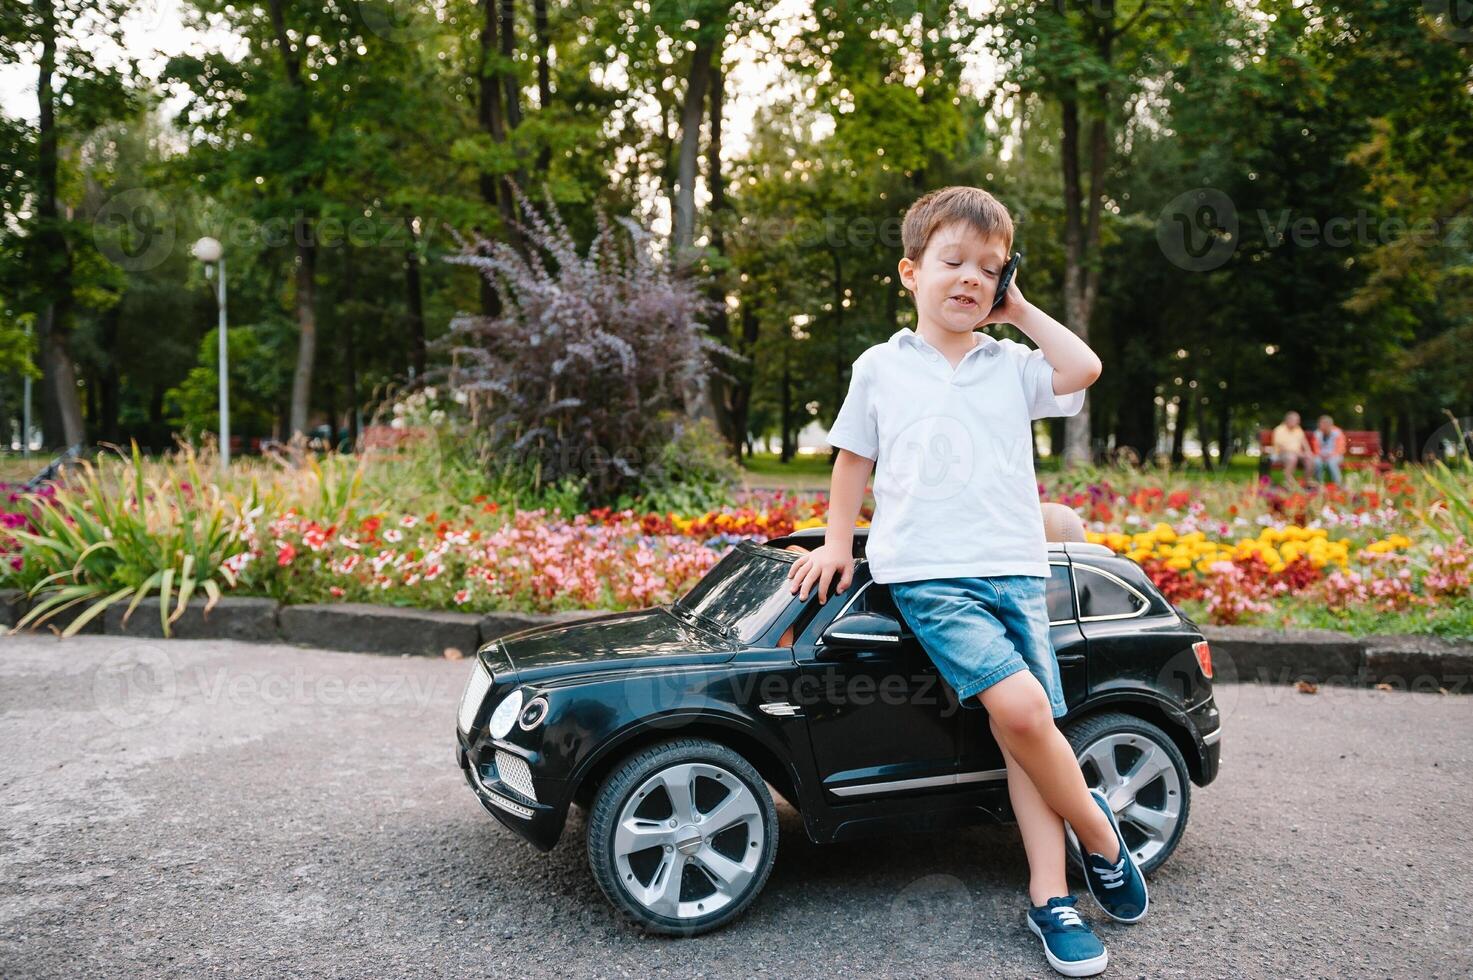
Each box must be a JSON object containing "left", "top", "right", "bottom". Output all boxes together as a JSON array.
[
  {"left": 1010, "top": 301, "right": 1103, "bottom": 396},
  {"left": 824, "top": 449, "right": 875, "bottom": 554},
  {"left": 982, "top": 276, "right": 1102, "bottom": 396},
  {"left": 787, "top": 448, "right": 872, "bottom": 602}
]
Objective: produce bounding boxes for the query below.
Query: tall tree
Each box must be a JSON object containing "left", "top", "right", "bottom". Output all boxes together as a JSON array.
[
  {"left": 988, "top": 0, "right": 1176, "bottom": 465},
  {"left": 2, "top": 0, "right": 134, "bottom": 448}
]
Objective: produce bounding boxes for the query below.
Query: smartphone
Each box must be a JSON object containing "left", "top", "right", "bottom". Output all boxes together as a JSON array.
[{"left": 991, "top": 251, "right": 1022, "bottom": 310}]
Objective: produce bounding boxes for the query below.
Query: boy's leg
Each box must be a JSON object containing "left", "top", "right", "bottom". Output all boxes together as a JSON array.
[
  {"left": 980, "top": 670, "right": 1120, "bottom": 864},
  {"left": 991, "top": 714, "right": 1069, "bottom": 906}
]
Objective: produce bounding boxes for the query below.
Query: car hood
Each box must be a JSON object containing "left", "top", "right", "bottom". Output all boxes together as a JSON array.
[{"left": 492, "top": 606, "right": 743, "bottom": 683}]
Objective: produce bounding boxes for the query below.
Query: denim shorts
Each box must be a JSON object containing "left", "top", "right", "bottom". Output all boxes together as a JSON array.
[{"left": 889, "top": 575, "right": 1068, "bottom": 719}]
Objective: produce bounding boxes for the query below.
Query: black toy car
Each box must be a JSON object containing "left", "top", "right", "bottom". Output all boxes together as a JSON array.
[{"left": 455, "top": 527, "right": 1222, "bottom": 935}]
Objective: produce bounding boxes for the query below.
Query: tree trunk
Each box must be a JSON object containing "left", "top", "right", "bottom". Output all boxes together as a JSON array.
[
  {"left": 701, "top": 57, "right": 734, "bottom": 441},
  {"left": 343, "top": 247, "right": 360, "bottom": 446},
  {"left": 477, "top": 0, "right": 520, "bottom": 314},
  {"left": 672, "top": 34, "right": 716, "bottom": 267},
  {"left": 404, "top": 217, "right": 426, "bottom": 378},
  {"left": 1169, "top": 397, "right": 1186, "bottom": 466},
  {"left": 780, "top": 349, "right": 794, "bottom": 464},
  {"left": 534, "top": 0, "right": 552, "bottom": 174},
  {"left": 288, "top": 227, "right": 318, "bottom": 437},
  {"left": 34, "top": 1, "right": 85, "bottom": 449},
  {"left": 268, "top": 0, "right": 320, "bottom": 440},
  {"left": 1217, "top": 399, "right": 1232, "bottom": 469},
  {"left": 1058, "top": 4, "right": 1114, "bottom": 467},
  {"left": 500, "top": 0, "right": 522, "bottom": 130},
  {"left": 100, "top": 304, "right": 121, "bottom": 443}
]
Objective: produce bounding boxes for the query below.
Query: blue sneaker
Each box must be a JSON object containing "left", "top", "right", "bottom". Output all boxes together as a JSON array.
[
  {"left": 1026, "top": 896, "right": 1108, "bottom": 977},
  {"left": 1080, "top": 788, "right": 1149, "bottom": 922}
]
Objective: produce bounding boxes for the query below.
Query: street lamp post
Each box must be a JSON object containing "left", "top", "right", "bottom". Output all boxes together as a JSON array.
[{"left": 191, "top": 237, "right": 229, "bottom": 469}]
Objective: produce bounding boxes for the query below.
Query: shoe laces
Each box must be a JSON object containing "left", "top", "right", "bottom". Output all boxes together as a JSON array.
[
  {"left": 1050, "top": 904, "right": 1085, "bottom": 929},
  {"left": 1039, "top": 897, "right": 1086, "bottom": 930},
  {"left": 1090, "top": 851, "right": 1127, "bottom": 889}
]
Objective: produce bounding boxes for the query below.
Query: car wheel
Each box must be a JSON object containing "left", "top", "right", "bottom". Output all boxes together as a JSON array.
[
  {"left": 587, "top": 738, "right": 779, "bottom": 937},
  {"left": 1061, "top": 711, "right": 1191, "bottom": 877}
]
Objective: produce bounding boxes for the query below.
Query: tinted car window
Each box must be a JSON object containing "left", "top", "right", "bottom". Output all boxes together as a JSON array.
[
  {"left": 677, "top": 543, "right": 798, "bottom": 643},
  {"left": 1047, "top": 564, "right": 1074, "bottom": 622},
  {"left": 1075, "top": 566, "right": 1148, "bottom": 619}
]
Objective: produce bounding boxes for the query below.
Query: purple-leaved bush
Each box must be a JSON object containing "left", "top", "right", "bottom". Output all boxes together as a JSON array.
[{"left": 442, "top": 184, "right": 743, "bottom": 504}]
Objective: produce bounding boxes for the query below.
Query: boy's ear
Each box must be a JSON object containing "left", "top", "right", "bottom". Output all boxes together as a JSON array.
[{"left": 897, "top": 256, "right": 916, "bottom": 291}]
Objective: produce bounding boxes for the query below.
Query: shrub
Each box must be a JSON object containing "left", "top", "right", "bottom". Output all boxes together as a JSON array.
[
  {"left": 442, "top": 182, "right": 745, "bottom": 508},
  {"left": 9, "top": 444, "right": 241, "bottom": 636}
]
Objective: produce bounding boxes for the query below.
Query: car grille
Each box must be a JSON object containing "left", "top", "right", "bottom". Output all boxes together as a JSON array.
[{"left": 496, "top": 750, "right": 537, "bottom": 803}]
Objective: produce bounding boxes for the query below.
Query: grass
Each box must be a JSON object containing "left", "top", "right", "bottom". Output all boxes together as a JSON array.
[{"left": 1180, "top": 596, "right": 1473, "bottom": 639}]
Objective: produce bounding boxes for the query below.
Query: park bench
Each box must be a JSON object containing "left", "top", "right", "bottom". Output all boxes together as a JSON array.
[{"left": 1257, "top": 428, "right": 1383, "bottom": 477}]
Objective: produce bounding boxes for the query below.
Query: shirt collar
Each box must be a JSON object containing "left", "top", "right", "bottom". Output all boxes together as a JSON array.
[{"left": 888, "top": 327, "right": 999, "bottom": 354}]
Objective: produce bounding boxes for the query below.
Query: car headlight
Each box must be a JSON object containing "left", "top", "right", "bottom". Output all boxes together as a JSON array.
[
  {"left": 457, "top": 661, "right": 493, "bottom": 734},
  {"left": 487, "top": 689, "right": 525, "bottom": 740},
  {"left": 518, "top": 696, "right": 549, "bottom": 731}
]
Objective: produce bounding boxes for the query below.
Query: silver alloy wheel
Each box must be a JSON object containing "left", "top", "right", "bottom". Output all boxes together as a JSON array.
[
  {"left": 612, "top": 761, "right": 765, "bottom": 921},
  {"left": 1066, "top": 731, "right": 1184, "bottom": 871}
]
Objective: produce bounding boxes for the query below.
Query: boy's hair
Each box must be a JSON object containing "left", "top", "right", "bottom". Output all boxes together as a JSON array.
[{"left": 902, "top": 186, "right": 1014, "bottom": 263}]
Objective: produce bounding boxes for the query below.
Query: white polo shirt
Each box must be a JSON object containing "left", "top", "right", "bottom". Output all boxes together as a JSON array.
[{"left": 825, "top": 327, "right": 1085, "bottom": 584}]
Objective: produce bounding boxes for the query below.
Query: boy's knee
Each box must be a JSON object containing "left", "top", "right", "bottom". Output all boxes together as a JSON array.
[{"left": 989, "top": 698, "right": 1054, "bottom": 742}]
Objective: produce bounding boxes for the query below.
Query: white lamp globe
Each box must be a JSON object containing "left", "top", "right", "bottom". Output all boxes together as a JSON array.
[{"left": 191, "top": 237, "right": 223, "bottom": 263}]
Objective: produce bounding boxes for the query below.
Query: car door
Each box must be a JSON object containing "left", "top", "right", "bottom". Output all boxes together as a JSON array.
[
  {"left": 792, "top": 568, "right": 963, "bottom": 798},
  {"left": 957, "top": 560, "right": 1087, "bottom": 775}
]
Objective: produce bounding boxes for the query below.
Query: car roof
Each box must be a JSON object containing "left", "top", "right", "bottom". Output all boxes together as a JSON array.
[{"left": 764, "top": 526, "right": 1114, "bottom": 559}]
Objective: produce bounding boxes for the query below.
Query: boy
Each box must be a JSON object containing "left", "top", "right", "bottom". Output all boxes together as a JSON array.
[{"left": 786, "top": 186, "right": 1146, "bottom": 977}]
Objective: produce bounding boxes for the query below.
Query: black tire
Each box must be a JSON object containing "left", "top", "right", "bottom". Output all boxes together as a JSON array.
[
  {"left": 1062, "top": 711, "right": 1192, "bottom": 878},
  {"left": 587, "top": 738, "right": 779, "bottom": 937}
]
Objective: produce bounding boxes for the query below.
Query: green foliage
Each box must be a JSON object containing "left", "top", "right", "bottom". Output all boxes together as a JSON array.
[
  {"left": 616, "top": 413, "right": 742, "bottom": 515},
  {"left": 0, "top": 298, "right": 39, "bottom": 379},
  {"left": 164, "top": 326, "right": 286, "bottom": 441},
  {"left": 8, "top": 443, "right": 240, "bottom": 637}
]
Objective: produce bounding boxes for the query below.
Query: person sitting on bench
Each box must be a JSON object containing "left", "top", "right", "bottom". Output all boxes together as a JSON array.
[
  {"left": 1312, "top": 414, "right": 1346, "bottom": 485},
  {"left": 1270, "top": 411, "right": 1313, "bottom": 484}
]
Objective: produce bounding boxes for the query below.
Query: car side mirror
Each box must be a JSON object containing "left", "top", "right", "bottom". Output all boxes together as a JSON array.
[{"left": 818, "top": 611, "right": 904, "bottom": 653}]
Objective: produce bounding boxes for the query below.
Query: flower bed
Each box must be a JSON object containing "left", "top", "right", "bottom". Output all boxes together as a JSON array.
[{"left": 3, "top": 450, "right": 1471, "bottom": 637}]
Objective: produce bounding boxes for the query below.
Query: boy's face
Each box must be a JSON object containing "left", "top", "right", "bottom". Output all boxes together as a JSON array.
[{"left": 898, "top": 221, "right": 1010, "bottom": 338}]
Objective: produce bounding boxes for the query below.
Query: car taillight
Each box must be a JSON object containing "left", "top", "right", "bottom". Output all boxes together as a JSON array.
[{"left": 1192, "top": 640, "right": 1213, "bottom": 679}]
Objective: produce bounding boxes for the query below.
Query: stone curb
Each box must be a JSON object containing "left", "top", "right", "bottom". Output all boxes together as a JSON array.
[
  {"left": 1203, "top": 625, "right": 1473, "bottom": 693},
  {"left": 1, "top": 589, "right": 24, "bottom": 629},
  {"left": 280, "top": 603, "right": 485, "bottom": 658},
  {"left": 104, "top": 597, "right": 281, "bottom": 643}
]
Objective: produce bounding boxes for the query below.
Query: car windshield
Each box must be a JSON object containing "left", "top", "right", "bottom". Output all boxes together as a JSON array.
[{"left": 673, "top": 541, "right": 800, "bottom": 643}]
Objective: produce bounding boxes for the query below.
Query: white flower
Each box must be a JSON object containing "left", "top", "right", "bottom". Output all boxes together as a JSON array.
[
  {"left": 390, "top": 418, "right": 405, "bottom": 430},
  {"left": 430, "top": 409, "right": 446, "bottom": 425},
  {"left": 424, "top": 386, "right": 437, "bottom": 401},
  {"left": 392, "top": 401, "right": 406, "bottom": 415},
  {"left": 452, "top": 389, "right": 468, "bottom": 405}
]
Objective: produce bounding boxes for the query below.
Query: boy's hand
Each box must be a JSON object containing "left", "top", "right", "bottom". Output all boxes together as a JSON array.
[
  {"left": 976, "top": 273, "right": 1028, "bottom": 327},
  {"left": 785, "top": 543, "right": 855, "bottom": 604}
]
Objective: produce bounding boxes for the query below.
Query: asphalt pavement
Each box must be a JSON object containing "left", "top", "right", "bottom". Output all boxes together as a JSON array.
[{"left": 1, "top": 635, "right": 1469, "bottom": 978}]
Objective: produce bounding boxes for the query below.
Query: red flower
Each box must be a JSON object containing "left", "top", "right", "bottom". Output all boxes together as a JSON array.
[{"left": 276, "top": 542, "right": 297, "bottom": 567}]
